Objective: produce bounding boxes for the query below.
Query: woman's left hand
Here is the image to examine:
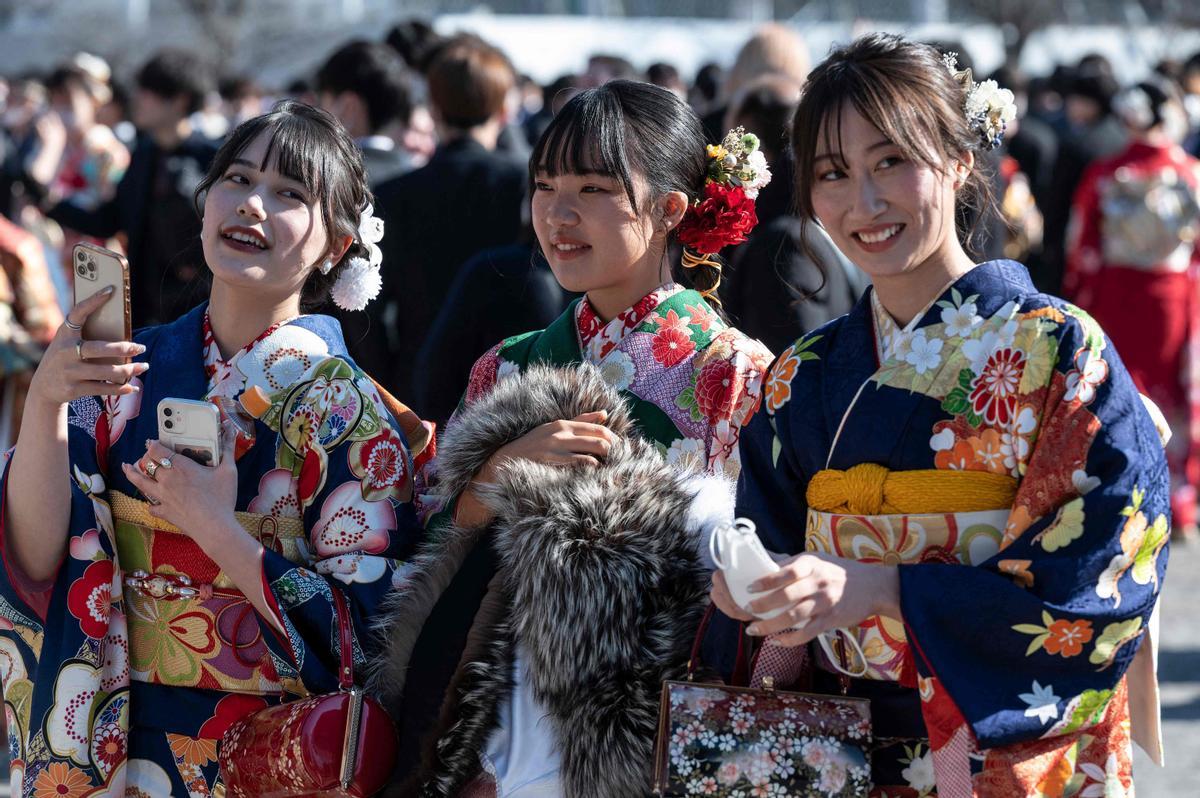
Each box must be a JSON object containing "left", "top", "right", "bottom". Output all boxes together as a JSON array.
[
  {"left": 122, "top": 424, "right": 239, "bottom": 549},
  {"left": 741, "top": 552, "right": 901, "bottom": 647}
]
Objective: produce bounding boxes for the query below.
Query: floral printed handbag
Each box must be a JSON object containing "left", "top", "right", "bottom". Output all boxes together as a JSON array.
[{"left": 653, "top": 608, "right": 873, "bottom": 797}]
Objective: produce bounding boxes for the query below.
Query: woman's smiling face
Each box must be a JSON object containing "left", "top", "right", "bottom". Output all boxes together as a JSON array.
[
  {"left": 809, "top": 103, "right": 964, "bottom": 282},
  {"left": 531, "top": 166, "right": 664, "bottom": 299},
  {"left": 201, "top": 130, "right": 337, "bottom": 301}
]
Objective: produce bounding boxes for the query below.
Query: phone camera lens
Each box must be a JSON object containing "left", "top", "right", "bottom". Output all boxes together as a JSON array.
[
  {"left": 75, "top": 251, "right": 86, "bottom": 262},
  {"left": 76, "top": 264, "right": 86, "bottom": 276},
  {"left": 163, "top": 420, "right": 174, "bottom": 430},
  {"left": 163, "top": 407, "right": 173, "bottom": 417}
]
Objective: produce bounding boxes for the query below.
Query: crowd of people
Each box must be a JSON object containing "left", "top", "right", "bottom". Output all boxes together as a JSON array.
[{"left": 0, "top": 16, "right": 1194, "bottom": 798}]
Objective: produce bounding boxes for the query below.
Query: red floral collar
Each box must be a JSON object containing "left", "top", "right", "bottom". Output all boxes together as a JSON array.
[
  {"left": 575, "top": 283, "right": 683, "bottom": 361},
  {"left": 201, "top": 310, "right": 293, "bottom": 383}
]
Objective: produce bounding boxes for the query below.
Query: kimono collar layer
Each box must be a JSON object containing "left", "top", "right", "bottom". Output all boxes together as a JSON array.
[
  {"left": 139, "top": 302, "right": 352, "bottom": 407},
  {"left": 574, "top": 282, "right": 686, "bottom": 363},
  {"left": 860, "top": 259, "right": 1038, "bottom": 360}
]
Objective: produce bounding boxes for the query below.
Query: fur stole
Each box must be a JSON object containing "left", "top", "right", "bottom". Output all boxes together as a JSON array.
[{"left": 368, "top": 364, "right": 734, "bottom": 797}]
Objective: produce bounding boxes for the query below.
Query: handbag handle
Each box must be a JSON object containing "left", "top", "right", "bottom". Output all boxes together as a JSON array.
[
  {"left": 686, "top": 603, "right": 752, "bottom": 685},
  {"left": 330, "top": 586, "right": 355, "bottom": 691}
]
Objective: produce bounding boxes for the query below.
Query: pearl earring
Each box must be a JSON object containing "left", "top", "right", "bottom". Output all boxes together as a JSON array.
[{"left": 318, "top": 258, "right": 334, "bottom": 275}]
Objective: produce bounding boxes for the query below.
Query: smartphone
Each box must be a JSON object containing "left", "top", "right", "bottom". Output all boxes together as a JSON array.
[
  {"left": 72, "top": 242, "right": 131, "bottom": 365},
  {"left": 158, "top": 399, "right": 221, "bottom": 467}
]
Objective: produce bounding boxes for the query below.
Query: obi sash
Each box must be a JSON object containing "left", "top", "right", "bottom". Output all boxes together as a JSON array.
[
  {"left": 805, "top": 464, "right": 1017, "bottom": 683},
  {"left": 110, "top": 490, "right": 307, "bottom": 695}
]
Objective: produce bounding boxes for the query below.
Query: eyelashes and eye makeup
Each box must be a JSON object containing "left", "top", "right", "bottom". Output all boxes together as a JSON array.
[
  {"left": 814, "top": 154, "right": 907, "bottom": 183},
  {"left": 222, "top": 170, "right": 309, "bottom": 204}
]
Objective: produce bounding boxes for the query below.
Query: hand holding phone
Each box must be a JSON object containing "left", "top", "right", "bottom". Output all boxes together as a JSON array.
[
  {"left": 158, "top": 399, "right": 222, "bottom": 467},
  {"left": 72, "top": 242, "right": 131, "bottom": 365}
]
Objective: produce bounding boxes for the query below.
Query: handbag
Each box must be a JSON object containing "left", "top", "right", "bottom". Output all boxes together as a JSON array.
[
  {"left": 653, "top": 607, "right": 873, "bottom": 797},
  {"left": 218, "top": 587, "right": 399, "bottom": 797}
]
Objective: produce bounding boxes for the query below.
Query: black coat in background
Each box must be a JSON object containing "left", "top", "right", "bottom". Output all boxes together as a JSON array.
[
  {"left": 723, "top": 217, "right": 864, "bottom": 355},
  {"left": 1039, "top": 116, "right": 1127, "bottom": 294},
  {"left": 412, "top": 243, "right": 572, "bottom": 426},
  {"left": 47, "top": 133, "right": 219, "bottom": 327},
  {"left": 372, "top": 138, "right": 527, "bottom": 406}
]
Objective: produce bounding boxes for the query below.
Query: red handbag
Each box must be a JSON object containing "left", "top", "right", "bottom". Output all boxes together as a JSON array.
[{"left": 218, "top": 588, "right": 399, "bottom": 797}]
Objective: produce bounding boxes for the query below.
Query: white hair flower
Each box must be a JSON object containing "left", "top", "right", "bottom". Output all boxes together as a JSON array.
[
  {"left": 944, "top": 53, "right": 1018, "bottom": 150},
  {"left": 328, "top": 204, "right": 386, "bottom": 311},
  {"left": 332, "top": 257, "right": 382, "bottom": 312},
  {"left": 742, "top": 149, "right": 773, "bottom": 199}
]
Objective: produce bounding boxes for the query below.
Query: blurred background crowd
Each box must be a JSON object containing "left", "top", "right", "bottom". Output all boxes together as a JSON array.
[
  {"left": 0, "top": 1, "right": 1198, "bottom": 791},
  {"left": 1, "top": 1, "right": 1199, "bottom": 523}
]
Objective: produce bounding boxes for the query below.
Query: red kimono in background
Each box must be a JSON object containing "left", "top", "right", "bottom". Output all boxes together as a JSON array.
[{"left": 1066, "top": 139, "right": 1200, "bottom": 529}]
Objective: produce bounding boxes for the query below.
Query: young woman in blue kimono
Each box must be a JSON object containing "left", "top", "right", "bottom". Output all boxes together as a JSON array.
[
  {"left": 707, "top": 35, "right": 1169, "bottom": 796},
  {"left": 0, "top": 102, "right": 426, "bottom": 796}
]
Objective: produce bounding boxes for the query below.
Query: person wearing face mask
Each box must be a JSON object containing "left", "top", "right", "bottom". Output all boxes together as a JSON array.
[
  {"left": 704, "top": 34, "right": 1169, "bottom": 795},
  {"left": 1065, "top": 78, "right": 1200, "bottom": 543},
  {"left": 0, "top": 102, "right": 429, "bottom": 795}
]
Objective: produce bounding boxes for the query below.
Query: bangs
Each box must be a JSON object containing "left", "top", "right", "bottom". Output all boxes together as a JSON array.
[
  {"left": 794, "top": 57, "right": 949, "bottom": 217},
  {"left": 529, "top": 87, "right": 640, "bottom": 210},
  {"left": 251, "top": 114, "right": 331, "bottom": 197}
]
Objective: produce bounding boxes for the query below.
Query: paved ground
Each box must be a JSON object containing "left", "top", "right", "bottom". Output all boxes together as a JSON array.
[{"left": 1132, "top": 539, "right": 1200, "bottom": 794}]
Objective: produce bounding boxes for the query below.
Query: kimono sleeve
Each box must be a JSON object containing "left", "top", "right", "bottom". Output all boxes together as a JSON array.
[
  {"left": 701, "top": 343, "right": 814, "bottom": 677},
  {"left": 253, "top": 356, "right": 425, "bottom": 694},
  {"left": 898, "top": 309, "right": 1170, "bottom": 750}
]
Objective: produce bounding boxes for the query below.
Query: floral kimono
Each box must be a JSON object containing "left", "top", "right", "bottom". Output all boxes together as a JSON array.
[
  {"left": 0, "top": 303, "right": 424, "bottom": 796},
  {"left": 707, "top": 260, "right": 1169, "bottom": 796},
  {"left": 418, "top": 282, "right": 773, "bottom": 526}
]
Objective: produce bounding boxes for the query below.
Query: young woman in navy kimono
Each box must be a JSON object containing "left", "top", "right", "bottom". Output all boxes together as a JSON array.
[
  {"left": 0, "top": 102, "right": 425, "bottom": 795},
  {"left": 708, "top": 34, "right": 1169, "bottom": 796}
]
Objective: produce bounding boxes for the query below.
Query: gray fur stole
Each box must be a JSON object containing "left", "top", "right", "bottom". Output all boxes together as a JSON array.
[{"left": 368, "top": 363, "right": 734, "bottom": 797}]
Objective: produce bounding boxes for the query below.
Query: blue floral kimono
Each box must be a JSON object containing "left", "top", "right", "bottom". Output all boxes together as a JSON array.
[
  {"left": 0, "top": 303, "right": 424, "bottom": 796},
  {"left": 706, "top": 260, "right": 1169, "bottom": 796}
]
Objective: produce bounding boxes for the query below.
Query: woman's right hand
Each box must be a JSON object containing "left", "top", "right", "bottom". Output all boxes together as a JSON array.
[
  {"left": 477, "top": 410, "right": 616, "bottom": 480},
  {"left": 27, "top": 288, "right": 148, "bottom": 408},
  {"left": 453, "top": 410, "right": 616, "bottom": 527}
]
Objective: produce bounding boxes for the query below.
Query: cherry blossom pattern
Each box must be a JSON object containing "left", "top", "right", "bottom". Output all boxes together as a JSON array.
[
  {"left": 1064, "top": 347, "right": 1110, "bottom": 405},
  {"left": 312, "top": 481, "right": 397, "bottom": 558},
  {"left": 247, "top": 469, "right": 302, "bottom": 518}
]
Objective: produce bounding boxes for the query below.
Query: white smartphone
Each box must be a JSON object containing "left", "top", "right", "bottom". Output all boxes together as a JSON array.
[
  {"left": 158, "top": 399, "right": 221, "bottom": 467},
  {"left": 72, "top": 242, "right": 131, "bottom": 365}
]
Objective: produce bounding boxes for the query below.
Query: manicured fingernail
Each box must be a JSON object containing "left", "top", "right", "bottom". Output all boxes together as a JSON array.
[
  {"left": 136, "top": 363, "right": 150, "bottom": 372},
  {"left": 134, "top": 344, "right": 146, "bottom": 354},
  {"left": 766, "top": 638, "right": 786, "bottom": 647},
  {"left": 102, "top": 286, "right": 114, "bottom": 294},
  {"left": 747, "top": 624, "right": 761, "bottom": 636},
  {"left": 130, "top": 385, "right": 141, "bottom": 393}
]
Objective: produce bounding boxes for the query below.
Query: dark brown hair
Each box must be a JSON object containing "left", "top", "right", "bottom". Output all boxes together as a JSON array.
[
  {"left": 194, "top": 100, "right": 373, "bottom": 310},
  {"left": 426, "top": 35, "right": 515, "bottom": 129},
  {"left": 529, "top": 80, "right": 727, "bottom": 305},
  {"left": 791, "top": 33, "right": 997, "bottom": 258}
]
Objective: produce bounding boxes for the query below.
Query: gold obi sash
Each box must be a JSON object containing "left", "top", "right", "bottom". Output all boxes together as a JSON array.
[
  {"left": 110, "top": 490, "right": 307, "bottom": 695},
  {"left": 805, "top": 464, "right": 1018, "bottom": 682}
]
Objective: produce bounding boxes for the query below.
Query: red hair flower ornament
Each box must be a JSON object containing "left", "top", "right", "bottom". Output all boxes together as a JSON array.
[{"left": 675, "top": 127, "right": 771, "bottom": 301}]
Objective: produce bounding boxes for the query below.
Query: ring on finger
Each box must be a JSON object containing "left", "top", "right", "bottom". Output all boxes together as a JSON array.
[
  {"left": 158, "top": 456, "right": 174, "bottom": 470},
  {"left": 76, "top": 340, "right": 85, "bottom": 361},
  {"left": 64, "top": 318, "right": 83, "bottom": 332},
  {"left": 144, "top": 460, "right": 159, "bottom": 479}
]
